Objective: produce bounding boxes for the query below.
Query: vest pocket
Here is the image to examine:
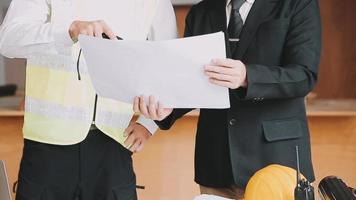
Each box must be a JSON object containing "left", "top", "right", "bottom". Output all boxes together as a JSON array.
[
  {"left": 16, "top": 177, "right": 46, "bottom": 200},
  {"left": 262, "top": 118, "right": 303, "bottom": 142}
]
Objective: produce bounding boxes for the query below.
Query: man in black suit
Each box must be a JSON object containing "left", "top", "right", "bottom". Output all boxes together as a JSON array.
[{"left": 134, "top": 0, "right": 321, "bottom": 198}]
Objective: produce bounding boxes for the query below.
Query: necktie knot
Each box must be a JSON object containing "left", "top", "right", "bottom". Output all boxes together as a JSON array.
[{"left": 231, "top": 0, "right": 245, "bottom": 11}]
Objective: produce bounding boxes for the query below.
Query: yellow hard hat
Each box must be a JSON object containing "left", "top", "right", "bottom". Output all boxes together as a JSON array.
[{"left": 244, "top": 164, "right": 305, "bottom": 200}]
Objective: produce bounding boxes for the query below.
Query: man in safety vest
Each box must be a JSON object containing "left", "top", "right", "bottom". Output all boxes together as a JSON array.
[{"left": 0, "top": 0, "right": 177, "bottom": 199}]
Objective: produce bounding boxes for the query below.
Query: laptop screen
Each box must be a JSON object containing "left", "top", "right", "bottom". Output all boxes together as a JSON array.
[{"left": 0, "top": 160, "right": 12, "bottom": 200}]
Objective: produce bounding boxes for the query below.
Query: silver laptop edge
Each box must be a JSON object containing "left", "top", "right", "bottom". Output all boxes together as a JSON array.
[{"left": 0, "top": 160, "right": 12, "bottom": 200}]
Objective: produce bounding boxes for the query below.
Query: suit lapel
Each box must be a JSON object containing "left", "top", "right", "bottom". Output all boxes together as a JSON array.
[
  {"left": 234, "top": 0, "right": 278, "bottom": 59},
  {"left": 208, "top": 0, "right": 227, "bottom": 33},
  {"left": 207, "top": 0, "right": 232, "bottom": 57}
]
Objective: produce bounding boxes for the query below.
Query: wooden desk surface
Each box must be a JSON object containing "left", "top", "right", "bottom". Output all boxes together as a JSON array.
[
  {"left": 0, "top": 107, "right": 24, "bottom": 117},
  {"left": 306, "top": 99, "right": 356, "bottom": 116}
]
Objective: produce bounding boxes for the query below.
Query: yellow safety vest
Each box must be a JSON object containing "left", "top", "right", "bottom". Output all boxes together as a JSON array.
[
  {"left": 22, "top": 0, "right": 160, "bottom": 146},
  {"left": 23, "top": 49, "right": 134, "bottom": 145}
]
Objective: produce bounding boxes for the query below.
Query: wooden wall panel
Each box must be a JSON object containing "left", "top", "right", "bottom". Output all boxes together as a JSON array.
[
  {"left": 174, "top": 6, "right": 191, "bottom": 37},
  {"left": 315, "top": 0, "right": 356, "bottom": 98},
  {"left": 174, "top": 1, "right": 356, "bottom": 99}
]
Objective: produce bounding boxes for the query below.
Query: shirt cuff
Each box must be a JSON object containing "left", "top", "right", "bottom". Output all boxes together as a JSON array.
[
  {"left": 52, "top": 20, "right": 74, "bottom": 47},
  {"left": 136, "top": 116, "right": 159, "bottom": 135}
]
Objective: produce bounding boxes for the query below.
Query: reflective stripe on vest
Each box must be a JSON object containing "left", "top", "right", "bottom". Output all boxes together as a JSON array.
[
  {"left": 25, "top": 96, "right": 91, "bottom": 121},
  {"left": 24, "top": 56, "right": 133, "bottom": 146}
]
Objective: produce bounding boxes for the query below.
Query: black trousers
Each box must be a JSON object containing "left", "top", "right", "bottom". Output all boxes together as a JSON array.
[{"left": 16, "top": 129, "right": 137, "bottom": 200}]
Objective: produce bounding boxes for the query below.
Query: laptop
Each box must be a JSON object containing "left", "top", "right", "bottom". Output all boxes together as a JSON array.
[{"left": 0, "top": 160, "right": 12, "bottom": 200}]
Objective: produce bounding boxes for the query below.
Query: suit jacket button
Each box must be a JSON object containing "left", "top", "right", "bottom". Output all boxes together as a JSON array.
[{"left": 229, "top": 119, "right": 237, "bottom": 126}]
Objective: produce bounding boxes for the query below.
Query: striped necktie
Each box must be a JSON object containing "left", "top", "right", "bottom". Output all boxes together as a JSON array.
[{"left": 228, "top": 0, "right": 245, "bottom": 53}]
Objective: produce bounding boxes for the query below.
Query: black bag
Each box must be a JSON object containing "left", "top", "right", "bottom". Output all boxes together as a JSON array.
[{"left": 319, "top": 176, "right": 356, "bottom": 200}]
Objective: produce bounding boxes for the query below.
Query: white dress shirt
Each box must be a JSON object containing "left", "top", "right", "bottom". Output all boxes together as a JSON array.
[
  {"left": 0, "top": 0, "right": 178, "bottom": 135},
  {"left": 226, "top": 0, "right": 255, "bottom": 26},
  {"left": 0, "top": 0, "right": 177, "bottom": 57},
  {"left": 73, "top": 0, "right": 177, "bottom": 41}
]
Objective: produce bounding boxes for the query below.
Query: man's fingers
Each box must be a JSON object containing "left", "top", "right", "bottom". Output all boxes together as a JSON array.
[
  {"left": 102, "top": 25, "right": 116, "bottom": 40},
  {"left": 139, "top": 96, "right": 149, "bottom": 118},
  {"left": 124, "top": 133, "right": 136, "bottom": 148},
  {"left": 103, "top": 29, "right": 116, "bottom": 40},
  {"left": 85, "top": 25, "right": 94, "bottom": 37},
  {"left": 95, "top": 20, "right": 115, "bottom": 40},
  {"left": 123, "top": 123, "right": 151, "bottom": 153},
  {"left": 79, "top": 24, "right": 93, "bottom": 37},
  {"left": 158, "top": 102, "right": 173, "bottom": 121},
  {"left": 133, "top": 96, "right": 140, "bottom": 113},
  {"left": 148, "top": 95, "right": 158, "bottom": 119},
  {"left": 93, "top": 26, "right": 104, "bottom": 38},
  {"left": 211, "top": 58, "right": 236, "bottom": 68},
  {"left": 79, "top": 29, "right": 88, "bottom": 37},
  {"left": 70, "top": 20, "right": 117, "bottom": 41},
  {"left": 129, "top": 140, "right": 141, "bottom": 152},
  {"left": 205, "top": 65, "right": 235, "bottom": 75},
  {"left": 124, "top": 124, "right": 134, "bottom": 137},
  {"left": 205, "top": 71, "right": 234, "bottom": 82},
  {"left": 157, "top": 102, "right": 165, "bottom": 120},
  {"left": 209, "top": 78, "right": 233, "bottom": 88},
  {"left": 136, "top": 142, "right": 144, "bottom": 153}
]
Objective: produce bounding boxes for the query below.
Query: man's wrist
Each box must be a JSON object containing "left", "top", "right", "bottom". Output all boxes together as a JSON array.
[
  {"left": 136, "top": 116, "right": 158, "bottom": 135},
  {"left": 240, "top": 62, "right": 248, "bottom": 88},
  {"left": 241, "top": 78, "right": 248, "bottom": 88}
]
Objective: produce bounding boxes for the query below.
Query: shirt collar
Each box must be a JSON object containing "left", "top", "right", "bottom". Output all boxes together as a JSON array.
[{"left": 226, "top": 0, "right": 255, "bottom": 7}]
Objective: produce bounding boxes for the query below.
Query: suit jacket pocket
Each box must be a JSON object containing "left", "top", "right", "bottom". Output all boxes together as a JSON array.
[
  {"left": 16, "top": 177, "right": 46, "bottom": 200},
  {"left": 112, "top": 182, "right": 137, "bottom": 200},
  {"left": 262, "top": 118, "right": 303, "bottom": 142}
]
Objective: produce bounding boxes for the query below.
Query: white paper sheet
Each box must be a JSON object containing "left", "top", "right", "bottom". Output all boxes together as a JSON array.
[{"left": 78, "top": 32, "right": 230, "bottom": 108}]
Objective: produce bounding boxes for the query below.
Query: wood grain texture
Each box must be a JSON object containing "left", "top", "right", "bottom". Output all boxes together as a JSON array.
[
  {"left": 1, "top": 116, "right": 355, "bottom": 200},
  {"left": 314, "top": 0, "right": 356, "bottom": 98},
  {"left": 174, "top": 6, "right": 191, "bottom": 37}
]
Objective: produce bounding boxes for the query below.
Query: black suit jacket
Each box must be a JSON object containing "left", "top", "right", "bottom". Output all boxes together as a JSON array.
[{"left": 157, "top": 0, "right": 321, "bottom": 188}]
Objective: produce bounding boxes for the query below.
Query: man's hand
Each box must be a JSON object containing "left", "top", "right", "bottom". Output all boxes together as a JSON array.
[
  {"left": 133, "top": 95, "right": 173, "bottom": 121},
  {"left": 69, "top": 20, "right": 116, "bottom": 42},
  {"left": 204, "top": 58, "right": 247, "bottom": 89},
  {"left": 124, "top": 123, "right": 151, "bottom": 153}
]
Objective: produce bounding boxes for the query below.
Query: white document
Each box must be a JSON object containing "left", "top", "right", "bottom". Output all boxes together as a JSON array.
[{"left": 79, "top": 32, "right": 230, "bottom": 108}]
